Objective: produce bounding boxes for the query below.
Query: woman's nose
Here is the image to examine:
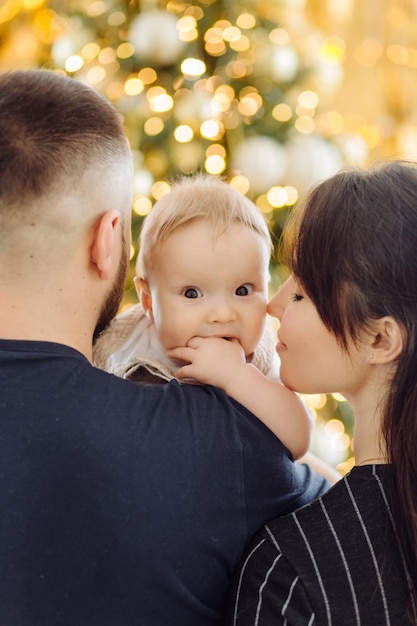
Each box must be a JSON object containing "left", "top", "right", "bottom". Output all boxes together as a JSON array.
[
  {"left": 267, "top": 277, "right": 293, "bottom": 320},
  {"left": 267, "top": 290, "right": 283, "bottom": 320}
]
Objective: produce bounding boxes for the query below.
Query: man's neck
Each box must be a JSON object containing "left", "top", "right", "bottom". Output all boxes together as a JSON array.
[{"left": 0, "top": 288, "right": 94, "bottom": 361}]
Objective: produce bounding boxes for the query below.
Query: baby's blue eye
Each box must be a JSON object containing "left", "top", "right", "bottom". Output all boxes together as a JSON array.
[
  {"left": 236, "top": 284, "right": 252, "bottom": 296},
  {"left": 183, "top": 287, "right": 203, "bottom": 299}
]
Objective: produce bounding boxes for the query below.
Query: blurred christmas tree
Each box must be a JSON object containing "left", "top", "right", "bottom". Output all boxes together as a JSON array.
[
  {"left": 0, "top": 0, "right": 368, "bottom": 276},
  {"left": 0, "top": 0, "right": 368, "bottom": 470}
]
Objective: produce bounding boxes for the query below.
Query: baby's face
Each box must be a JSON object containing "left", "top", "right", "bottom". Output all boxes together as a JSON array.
[{"left": 146, "top": 220, "right": 270, "bottom": 357}]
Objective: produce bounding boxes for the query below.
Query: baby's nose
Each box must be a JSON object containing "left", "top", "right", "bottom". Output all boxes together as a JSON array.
[{"left": 208, "top": 299, "right": 237, "bottom": 323}]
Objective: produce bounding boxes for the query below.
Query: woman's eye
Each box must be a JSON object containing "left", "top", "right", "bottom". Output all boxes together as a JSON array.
[
  {"left": 182, "top": 287, "right": 202, "bottom": 299},
  {"left": 236, "top": 284, "right": 252, "bottom": 296},
  {"left": 291, "top": 293, "right": 303, "bottom": 302}
]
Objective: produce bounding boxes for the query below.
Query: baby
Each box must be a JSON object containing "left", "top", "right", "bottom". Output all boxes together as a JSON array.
[{"left": 93, "top": 174, "right": 313, "bottom": 459}]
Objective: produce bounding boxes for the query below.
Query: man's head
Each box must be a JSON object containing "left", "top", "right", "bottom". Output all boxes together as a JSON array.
[{"left": 0, "top": 70, "right": 134, "bottom": 349}]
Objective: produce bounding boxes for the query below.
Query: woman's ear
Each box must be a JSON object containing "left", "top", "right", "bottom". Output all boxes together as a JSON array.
[
  {"left": 90, "top": 210, "right": 121, "bottom": 280},
  {"left": 134, "top": 276, "right": 153, "bottom": 319},
  {"left": 369, "top": 316, "right": 405, "bottom": 364}
]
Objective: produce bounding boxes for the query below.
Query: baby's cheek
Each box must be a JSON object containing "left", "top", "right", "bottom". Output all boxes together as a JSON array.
[
  {"left": 161, "top": 326, "right": 192, "bottom": 351},
  {"left": 244, "top": 317, "right": 267, "bottom": 354},
  {"left": 242, "top": 335, "right": 261, "bottom": 358}
]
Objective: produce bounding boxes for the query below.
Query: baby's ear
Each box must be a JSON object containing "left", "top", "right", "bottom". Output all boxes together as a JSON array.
[{"left": 134, "top": 276, "right": 153, "bottom": 315}]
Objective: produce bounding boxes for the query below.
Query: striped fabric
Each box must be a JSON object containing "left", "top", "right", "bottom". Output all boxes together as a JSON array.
[{"left": 226, "top": 465, "right": 416, "bottom": 626}]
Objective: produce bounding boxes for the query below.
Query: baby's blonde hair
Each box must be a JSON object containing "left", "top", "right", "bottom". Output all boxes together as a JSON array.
[{"left": 137, "top": 174, "right": 273, "bottom": 278}]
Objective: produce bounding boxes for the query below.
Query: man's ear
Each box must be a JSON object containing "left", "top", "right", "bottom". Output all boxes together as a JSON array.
[
  {"left": 90, "top": 210, "right": 121, "bottom": 280},
  {"left": 134, "top": 276, "right": 153, "bottom": 317},
  {"left": 369, "top": 316, "right": 405, "bottom": 364}
]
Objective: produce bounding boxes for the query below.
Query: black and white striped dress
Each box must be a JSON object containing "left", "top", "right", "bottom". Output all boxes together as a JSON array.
[{"left": 226, "top": 465, "right": 416, "bottom": 626}]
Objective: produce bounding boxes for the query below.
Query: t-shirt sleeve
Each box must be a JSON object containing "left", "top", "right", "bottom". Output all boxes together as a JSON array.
[
  {"left": 124, "top": 379, "right": 329, "bottom": 612},
  {"left": 230, "top": 396, "right": 330, "bottom": 539},
  {"left": 225, "top": 529, "right": 316, "bottom": 626}
]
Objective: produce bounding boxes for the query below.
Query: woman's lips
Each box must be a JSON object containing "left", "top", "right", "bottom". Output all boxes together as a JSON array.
[{"left": 275, "top": 337, "right": 288, "bottom": 353}]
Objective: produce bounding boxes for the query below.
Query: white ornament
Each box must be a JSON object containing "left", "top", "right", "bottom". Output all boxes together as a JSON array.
[
  {"left": 271, "top": 46, "right": 299, "bottom": 82},
  {"left": 279, "top": 0, "right": 307, "bottom": 7},
  {"left": 334, "top": 133, "right": 368, "bottom": 165},
  {"left": 396, "top": 123, "right": 417, "bottom": 159},
  {"left": 314, "top": 60, "right": 344, "bottom": 92},
  {"left": 51, "top": 20, "right": 92, "bottom": 68},
  {"left": 284, "top": 135, "right": 343, "bottom": 193},
  {"left": 174, "top": 91, "right": 213, "bottom": 123},
  {"left": 311, "top": 424, "right": 348, "bottom": 467},
  {"left": 129, "top": 10, "right": 186, "bottom": 66},
  {"left": 232, "top": 136, "right": 287, "bottom": 194},
  {"left": 134, "top": 169, "right": 154, "bottom": 196}
]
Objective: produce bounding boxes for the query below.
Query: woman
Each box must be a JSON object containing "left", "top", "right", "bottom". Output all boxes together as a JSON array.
[{"left": 225, "top": 161, "right": 417, "bottom": 625}]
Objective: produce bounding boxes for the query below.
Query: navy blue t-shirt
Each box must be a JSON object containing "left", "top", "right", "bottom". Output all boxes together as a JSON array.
[{"left": 0, "top": 340, "right": 329, "bottom": 625}]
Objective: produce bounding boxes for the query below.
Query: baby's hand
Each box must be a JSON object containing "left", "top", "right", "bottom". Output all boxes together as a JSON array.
[{"left": 167, "top": 336, "right": 246, "bottom": 389}]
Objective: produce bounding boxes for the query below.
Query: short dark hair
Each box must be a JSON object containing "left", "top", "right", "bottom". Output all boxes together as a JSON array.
[{"left": 0, "top": 70, "right": 129, "bottom": 206}]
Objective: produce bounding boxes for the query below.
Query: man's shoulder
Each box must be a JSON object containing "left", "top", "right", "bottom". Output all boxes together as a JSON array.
[
  {"left": 90, "top": 367, "right": 251, "bottom": 426},
  {"left": 258, "top": 478, "right": 343, "bottom": 548}
]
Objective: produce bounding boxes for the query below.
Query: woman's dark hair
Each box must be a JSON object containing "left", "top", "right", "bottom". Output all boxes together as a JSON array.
[{"left": 284, "top": 160, "right": 417, "bottom": 616}]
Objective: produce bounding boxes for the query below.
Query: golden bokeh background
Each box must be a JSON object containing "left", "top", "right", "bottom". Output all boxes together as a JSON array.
[{"left": 2, "top": 0, "right": 416, "bottom": 471}]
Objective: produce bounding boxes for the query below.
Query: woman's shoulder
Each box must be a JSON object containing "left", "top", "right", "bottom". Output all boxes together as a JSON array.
[{"left": 259, "top": 464, "right": 392, "bottom": 553}]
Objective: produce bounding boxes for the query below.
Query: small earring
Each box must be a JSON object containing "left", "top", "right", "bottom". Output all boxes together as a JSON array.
[{"left": 370, "top": 353, "right": 375, "bottom": 360}]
